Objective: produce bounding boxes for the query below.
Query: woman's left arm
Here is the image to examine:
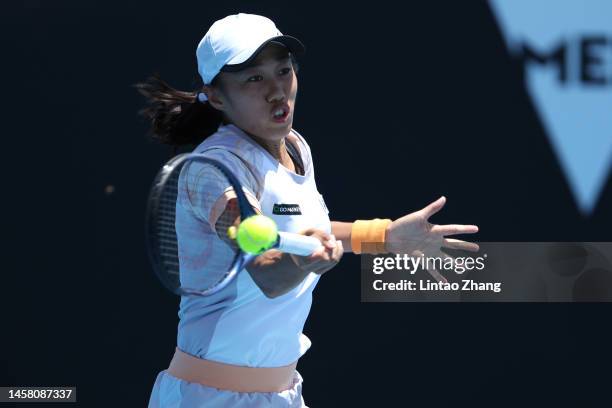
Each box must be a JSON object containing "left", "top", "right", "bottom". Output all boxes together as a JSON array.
[
  {"left": 331, "top": 221, "right": 354, "bottom": 253},
  {"left": 332, "top": 196, "right": 480, "bottom": 256}
]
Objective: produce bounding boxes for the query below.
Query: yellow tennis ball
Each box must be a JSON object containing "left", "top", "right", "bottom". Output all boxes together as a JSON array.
[{"left": 236, "top": 215, "right": 278, "bottom": 254}]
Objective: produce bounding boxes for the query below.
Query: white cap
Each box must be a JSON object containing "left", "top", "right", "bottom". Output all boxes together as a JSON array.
[{"left": 196, "top": 13, "right": 305, "bottom": 85}]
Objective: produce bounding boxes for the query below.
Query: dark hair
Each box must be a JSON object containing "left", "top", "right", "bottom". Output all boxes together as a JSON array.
[
  {"left": 135, "top": 51, "right": 299, "bottom": 147},
  {"left": 134, "top": 73, "right": 223, "bottom": 146}
]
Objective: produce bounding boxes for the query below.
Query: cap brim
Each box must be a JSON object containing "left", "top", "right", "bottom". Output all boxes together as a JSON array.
[{"left": 221, "top": 35, "right": 305, "bottom": 73}]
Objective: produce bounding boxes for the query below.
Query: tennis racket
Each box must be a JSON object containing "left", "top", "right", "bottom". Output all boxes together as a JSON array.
[{"left": 146, "top": 153, "right": 323, "bottom": 296}]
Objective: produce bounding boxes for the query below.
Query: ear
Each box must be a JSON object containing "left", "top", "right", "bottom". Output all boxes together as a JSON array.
[{"left": 203, "top": 85, "right": 225, "bottom": 111}]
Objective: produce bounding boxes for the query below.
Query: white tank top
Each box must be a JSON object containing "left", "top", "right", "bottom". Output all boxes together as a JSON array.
[{"left": 176, "top": 123, "right": 331, "bottom": 367}]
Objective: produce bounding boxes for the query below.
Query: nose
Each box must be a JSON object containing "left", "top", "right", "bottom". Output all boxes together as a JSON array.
[{"left": 265, "top": 78, "right": 286, "bottom": 103}]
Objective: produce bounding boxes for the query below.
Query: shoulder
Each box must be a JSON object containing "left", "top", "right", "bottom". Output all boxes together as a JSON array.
[
  {"left": 195, "top": 125, "right": 269, "bottom": 169},
  {"left": 288, "top": 128, "right": 314, "bottom": 173},
  {"left": 289, "top": 128, "right": 311, "bottom": 156},
  {"left": 194, "top": 125, "right": 256, "bottom": 155},
  {"left": 192, "top": 127, "right": 264, "bottom": 197}
]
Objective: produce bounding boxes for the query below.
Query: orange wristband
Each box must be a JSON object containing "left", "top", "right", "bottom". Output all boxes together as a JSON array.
[{"left": 351, "top": 218, "right": 392, "bottom": 254}]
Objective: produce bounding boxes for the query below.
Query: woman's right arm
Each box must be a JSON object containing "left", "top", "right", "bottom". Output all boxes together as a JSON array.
[
  {"left": 246, "top": 229, "right": 343, "bottom": 298},
  {"left": 216, "top": 199, "right": 342, "bottom": 298}
]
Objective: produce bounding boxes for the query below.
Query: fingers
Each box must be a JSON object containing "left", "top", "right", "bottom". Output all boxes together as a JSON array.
[
  {"left": 332, "top": 239, "right": 344, "bottom": 262},
  {"left": 420, "top": 196, "right": 446, "bottom": 219},
  {"left": 409, "top": 249, "right": 448, "bottom": 283},
  {"left": 430, "top": 224, "right": 479, "bottom": 236},
  {"left": 300, "top": 228, "right": 333, "bottom": 245},
  {"left": 309, "top": 245, "right": 328, "bottom": 260},
  {"left": 431, "top": 248, "right": 454, "bottom": 263},
  {"left": 427, "top": 268, "right": 448, "bottom": 284},
  {"left": 323, "top": 234, "right": 337, "bottom": 250},
  {"left": 309, "top": 235, "right": 343, "bottom": 263},
  {"left": 419, "top": 197, "right": 480, "bottom": 238},
  {"left": 442, "top": 238, "right": 480, "bottom": 252}
]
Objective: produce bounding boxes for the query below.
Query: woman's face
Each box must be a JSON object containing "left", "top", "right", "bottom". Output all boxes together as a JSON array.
[{"left": 210, "top": 43, "right": 298, "bottom": 142}]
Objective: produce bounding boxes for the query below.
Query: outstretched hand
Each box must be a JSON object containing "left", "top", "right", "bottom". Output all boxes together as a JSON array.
[{"left": 385, "top": 196, "right": 479, "bottom": 282}]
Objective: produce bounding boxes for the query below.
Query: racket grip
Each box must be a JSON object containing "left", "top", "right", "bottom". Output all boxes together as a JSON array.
[{"left": 276, "top": 232, "right": 323, "bottom": 256}]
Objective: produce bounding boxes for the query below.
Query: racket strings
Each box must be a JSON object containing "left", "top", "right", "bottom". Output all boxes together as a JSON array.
[
  {"left": 153, "top": 160, "right": 243, "bottom": 294},
  {"left": 157, "top": 170, "right": 182, "bottom": 283},
  {"left": 214, "top": 198, "right": 241, "bottom": 249}
]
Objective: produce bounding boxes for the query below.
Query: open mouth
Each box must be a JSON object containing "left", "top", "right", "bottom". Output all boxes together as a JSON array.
[{"left": 271, "top": 105, "right": 290, "bottom": 122}]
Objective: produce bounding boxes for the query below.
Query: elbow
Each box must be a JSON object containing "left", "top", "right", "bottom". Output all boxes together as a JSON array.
[
  {"left": 246, "top": 267, "right": 286, "bottom": 298},
  {"left": 263, "top": 290, "right": 281, "bottom": 299},
  {"left": 260, "top": 283, "right": 288, "bottom": 299},
  {"left": 246, "top": 251, "right": 293, "bottom": 299}
]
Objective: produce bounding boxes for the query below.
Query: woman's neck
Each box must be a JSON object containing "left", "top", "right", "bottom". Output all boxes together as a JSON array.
[
  {"left": 260, "top": 138, "right": 285, "bottom": 160},
  {"left": 250, "top": 132, "right": 297, "bottom": 172},
  {"left": 224, "top": 121, "right": 294, "bottom": 169},
  {"left": 243, "top": 129, "right": 290, "bottom": 161}
]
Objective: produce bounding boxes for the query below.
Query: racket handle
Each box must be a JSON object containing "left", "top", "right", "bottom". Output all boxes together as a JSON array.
[{"left": 276, "top": 232, "right": 323, "bottom": 256}]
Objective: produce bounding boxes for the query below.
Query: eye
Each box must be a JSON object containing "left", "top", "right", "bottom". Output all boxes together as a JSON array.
[
  {"left": 279, "top": 67, "right": 292, "bottom": 75},
  {"left": 247, "top": 75, "right": 263, "bottom": 83}
]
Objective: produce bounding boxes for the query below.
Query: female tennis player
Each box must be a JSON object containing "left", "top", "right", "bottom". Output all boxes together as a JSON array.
[{"left": 137, "top": 13, "right": 479, "bottom": 407}]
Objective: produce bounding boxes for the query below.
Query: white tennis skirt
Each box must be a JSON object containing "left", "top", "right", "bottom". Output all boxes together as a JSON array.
[{"left": 147, "top": 369, "right": 308, "bottom": 407}]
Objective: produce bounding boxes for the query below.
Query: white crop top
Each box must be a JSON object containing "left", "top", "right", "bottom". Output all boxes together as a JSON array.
[{"left": 175, "top": 123, "right": 331, "bottom": 367}]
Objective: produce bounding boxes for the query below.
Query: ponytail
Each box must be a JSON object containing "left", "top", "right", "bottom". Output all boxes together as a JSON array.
[{"left": 134, "top": 73, "right": 223, "bottom": 146}]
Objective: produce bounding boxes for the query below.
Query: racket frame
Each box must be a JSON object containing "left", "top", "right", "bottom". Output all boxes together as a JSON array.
[{"left": 145, "top": 153, "right": 258, "bottom": 296}]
